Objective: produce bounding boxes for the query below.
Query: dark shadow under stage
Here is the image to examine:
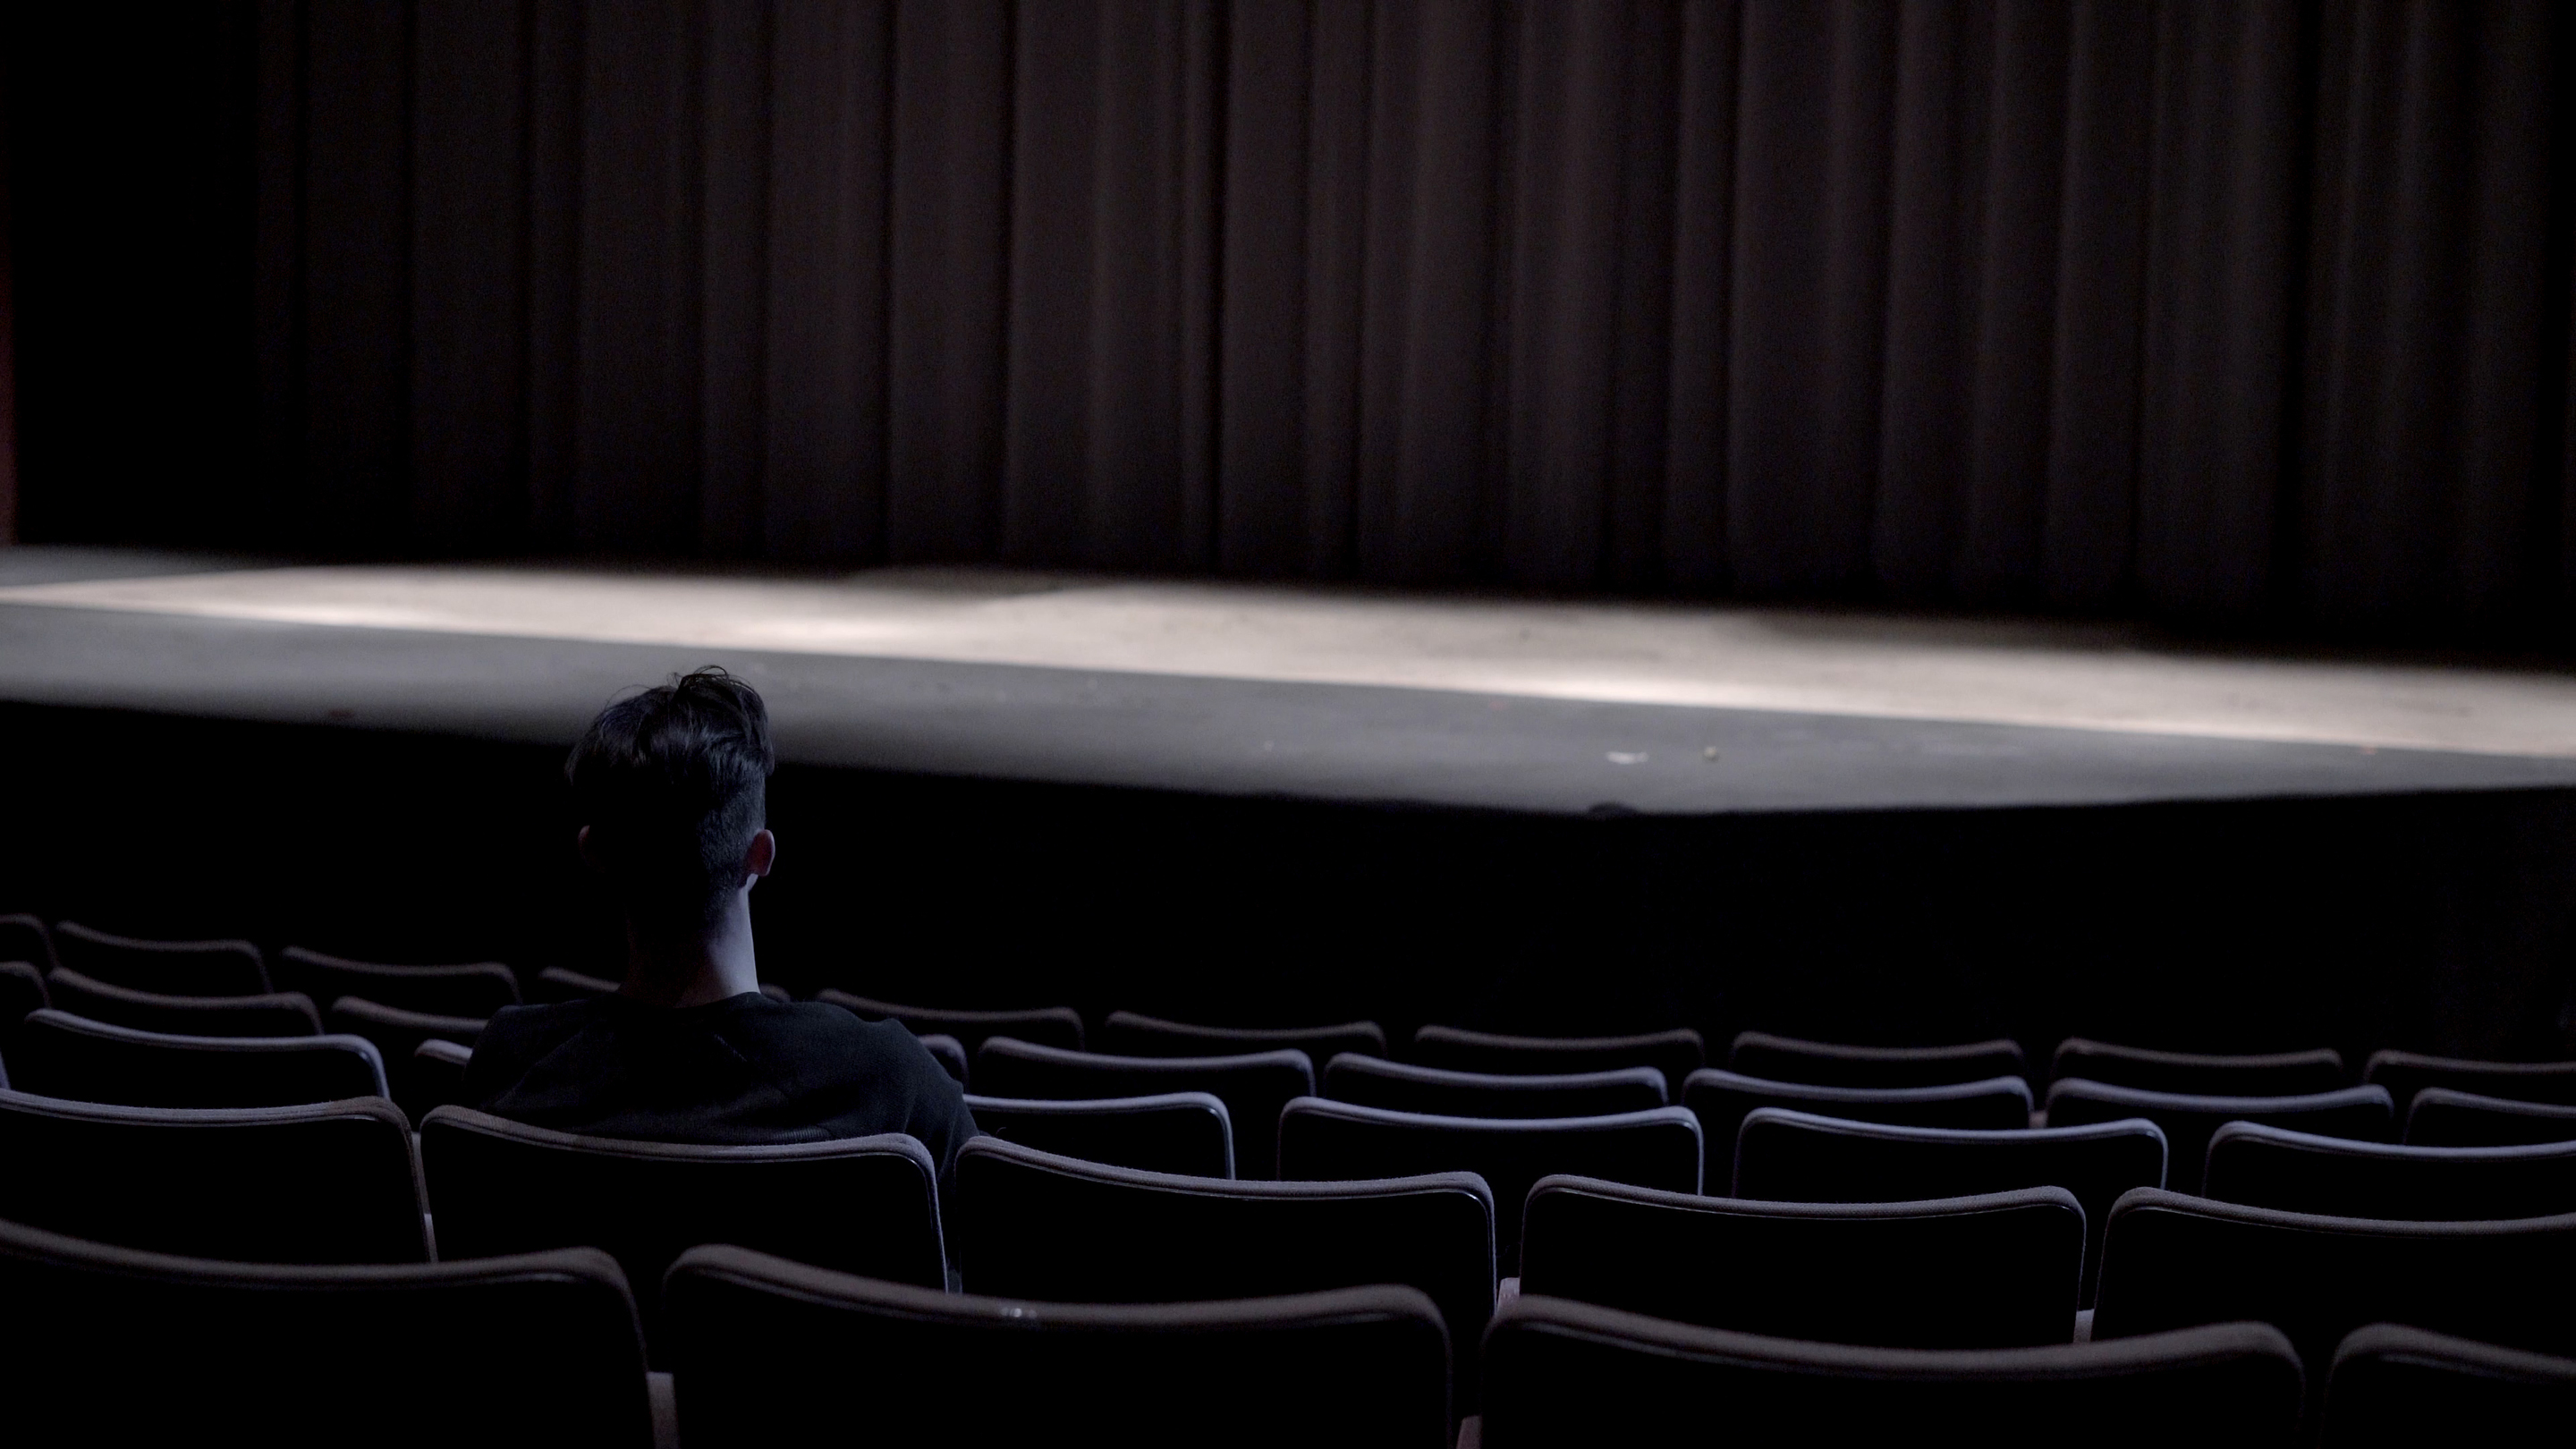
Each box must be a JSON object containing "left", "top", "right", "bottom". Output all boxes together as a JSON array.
[{"left": 4, "top": 548, "right": 2574, "bottom": 1064}]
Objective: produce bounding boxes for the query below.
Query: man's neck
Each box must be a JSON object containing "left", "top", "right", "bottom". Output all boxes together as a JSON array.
[{"left": 618, "top": 892, "right": 761, "bottom": 1007}]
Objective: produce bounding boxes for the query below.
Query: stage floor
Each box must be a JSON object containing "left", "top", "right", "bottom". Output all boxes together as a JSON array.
[{"left": 4, "top": 547, "right": 2574, "bottom": 814}]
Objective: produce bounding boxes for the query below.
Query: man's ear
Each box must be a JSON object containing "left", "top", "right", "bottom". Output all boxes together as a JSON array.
[
  {"left": 576, "top": 825, "right": 599, "bottom": 870},
  {"left": 743, "top": 828, "right": 777, "bottom": 884}
]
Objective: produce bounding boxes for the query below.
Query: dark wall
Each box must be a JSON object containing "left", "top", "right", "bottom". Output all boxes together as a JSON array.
[{"left": 10, "top": 2, "right": 2576, "bottom": 643}]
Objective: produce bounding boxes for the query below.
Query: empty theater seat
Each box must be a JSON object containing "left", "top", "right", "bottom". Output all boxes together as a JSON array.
[
  {"left": 5, "top": 1009, "right": 388, "bottom": 1108},
  {"left": 919, "top": 1031, "right": 969, "bottom": 1084},
  {"left": 0, "top": 914, "right": 59, "bottom": 972},
  {"left": 2406, "top": 1087, "right": 2576, "bottom": 1147},
  {"left": 1275, "top": 1097, "right": 1699, "bottom": 1273},
  {"left": 277, "top": 947, "right": 521, "bottom": 1019},
  {"left": 530, "top": 966, "right": 620, "bottom": 1002},
  {"left": 46, "top": 968, "right": 320, "bottom": 1038},
  {"left": 2045, "top": 1080, "right": 2393, "bottom": 1192},
  {"left": 1408, "top": 1025, "right": 1703, "bottom": 1092},
  {"left": 1479, "top": 1297, "right": 2301, "bottom": 1448},
  {"left": 966, "top": 1091, "right": 1234, "bottom": 1177},
  {"left": 0, "top": 1089, "right": 428, "bottom": 1262},
  {"left": 2050, "top": 1038, "right": 2346, "bottom": 1097},
  {"left": 1732, "top": 1108, "right": 2166, "bottom": 1302},
  {"left": 1098, "top": 1010, "right": 1387, "bottom": 1062},
  {"left": 1324, "top": 1054, "right": 1666, "bottom": 1118},
  {"left": 665, "top": 1246, "right": 1451, "bottom": 1449},
  {"left": 2203, "top": 1122, "right": 2576, "bottom": 1220},
  {"left": 419, "top": 1106, "right": 945, "bottom": 1350},
  {"left": 817, "top": 990, "right": 1086, "bottom": 1054},
  {"left": 1, "top": 959, "right": 49, "bottom": 1039},
  {"left": 972, "top": 1038, "right": 1313, "bottom": 1180},
  {"left": 0, "top": 1218, "right": 654, "bottom": 1448},
  {"left": 1728, "top": 1031, "right": 2025, "bottom": 1089},
  {"left": 1518, "top": 1177, "right": 2081, "bottom": 1347},
  {"left": 951, "top": 1137, "right": 1494, "bottom": 1408},
  {"left": 411, "top": 1039, "right": 474, "bottom": 1118},
  {"left": 52, "top": 922, "right": 270, "bottom": 996},
  {"left": 2320, "top": 1323, "right": 2576, "bottom": 1448},
  {"left": 325, "top": 998, "right": 488, "bottom": 1123},
  {"left": 1682, "top": 1069, "right": 2033, "bottom": 1183},
  {"left": 2093, "top": 1189, "right": 2576, "bottom": 1376},
  {"left": 2365, "top": 1049, "right": 2576, "bottom": 1115}
]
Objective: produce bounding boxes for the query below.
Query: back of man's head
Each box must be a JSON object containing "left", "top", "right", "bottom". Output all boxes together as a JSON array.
[{"left": 568, "top": 667, "right": 776, "bottom": 935}]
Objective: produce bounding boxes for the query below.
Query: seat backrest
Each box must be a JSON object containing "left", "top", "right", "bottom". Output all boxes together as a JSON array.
[
  {"left": 1275, "top": 1097, "right": 1699, "bottom": 1274},
  {"left": 2204, "top": 1121, "right": 2576, "bottom": 1221},
  {"left": 2045, "top": 1080, "right": 2393, "bottom": 1192},
  {"left": 964, "top": 1091, "right": 1234, "bottom": 1177},
  {"left": 919, "top": 1031, "right": 968, "bottom": 1084},
  {"left": 277, "top": 947, "right": 521, "bottom": 1019},
  {"left": 0, "top": 1089, "right": 428, "bottom": 1262},
  {"left": 53, "top": 922, "right": 270, "bottom": 996},
  {"left": 2406, "top": 1087, "right": 2576, "bottom": 1147},
  {"left": 2321, "top": 1323, "right": 2576, "bottom": 1449},
  {"left": 1326, "top": 1053, "right": 1666, "bottom": 1119},
  {"left": 47, "top": 968, "right": 320, "bottom": 1038},
  {"left": 2094, "top": 1188, "right": 2576, "bottom": 1377},
  {"left": 665, "top": 1244, "right": 1451, "bottom": 1449},
  {"left": 7, "top": 1009, "right": 388, "bottom": 1108},
  {"left": 973, "top": 1038, "right": 1314, "bottom": 1180},
  {"left": 1099, "top": 1010, "right": 1387, "bottom": 1062},
  {"left": 1409, "top": 1024, "right": 1704, "bottom": 1089},
  {"left": 1519, "top": 1175, "right": 2080, "bottom": 1348},
  {"left": 953, "top": 1137, "right": 1493, "bottom": 1408},
  {"left": 0, "top": 914, "right": 59, "bottom": 973},
  {"left": 530, "top": 966, "right": 619, "bottom": 1002},
  {"left": 1729, "top": 1030, "right": 2024, "bottom": 1089},
  {"left": 419, "top": 1106, "right": 944, "bottom": 1352},
  {"left": 411, "top": 1039, "right": 474, "bottom": 1120},
  {"left": 1, "top": 959, "right": 49, "bottom": 1046},
  {"left": 0, "top": 1217, "right": 651, "bottom": 1447},
  {"left": 2366, "top": 1050, "right": 2576, "bottom": 1116},
  {"left": 2051, "top": 1038, "right": 2345, "bottom": 1097},
  {"left": 1732, "top": 1107, "right": 2165, "bottom": 1303},
  {"left": 1479, "top": 1296, "right": 2301, "bottom": 1448},
  {"left": 817, "top": 990, "right": 1084, "bottom": 1054},
  {"left": 326, "top": 997, "right": 488, "bottom": 1123},
  {"left": 1682, "top": 1069, "right": 2031, "bottom": 1186}
]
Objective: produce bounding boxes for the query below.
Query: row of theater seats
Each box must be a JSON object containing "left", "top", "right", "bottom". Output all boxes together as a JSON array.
[{"left": 7, "top": 914, "right": 2576, "bottom": 1441}]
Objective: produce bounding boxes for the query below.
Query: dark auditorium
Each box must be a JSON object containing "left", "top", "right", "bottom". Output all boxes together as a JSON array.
[{"left": 6, "top": 2, "right": 2576, "bottom": 1444}]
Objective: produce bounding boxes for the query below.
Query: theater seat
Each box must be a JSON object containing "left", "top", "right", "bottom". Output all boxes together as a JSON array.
[
  {"left": 2406, "top": 1087, "right": 2576, "bottom": 1147},
  {"left": 1479, "top": 1297, "right": 2301, "bottom": 1447},
  {"left": 420, "top": 1106, "right": 945, "bottom": 1353},
  {"left": 1728, "top": 1030, "right": 2025, "bottom": 1089},
  {"left": 2051, "top": 1038, "right": 2346, "bottom": 1097},
  {"left": 972, "top": 1038, "right": 1314, "bottom": 1180},
  {"left": 52, "top": 922, "right": 270, "bottom": 996},
  {"left": 0, "top": 1089, "right": 428, "bottom": 1262},
  {"left": 919, "top": 1031, "right": 969, "bottom": 1085},
  {"left": 1519, "top": 1176, "right": 2081, "bottom": 1347},
  {"left": 0, "top": 914, "right": 59, "bottom": 973},
  {"left": 1732, "top": 1108, "right": 2166, "bottom": 1303},
  {"left": 2201, "top": 1122, "right": 2576, "bottom": 1221},
  {"left": 326, "top": 998, "right": 488, "bottom": 1124},
  {"left": 5, "top": 1009, "right": 388, "bottom": 1108},
  {"left": 0, "top": 1218, "right": 654, "bottom": 1447},
  {"left": 47, "top": 968, "right": 320, "bottom": 1038},
  {"left": 1275, "top": 1097, "right": 1699, "bottom": 1273},
  {"left": 2093, "top": 1189, "right": 2576, "bottom": 1381},
  {"left": 2321, "top": 1323, "right": 2576, "bottom": 1448},
  {"left": 1682, "top": 1069, "right": 2032, "bottom": 1185},
  {"left": 530, "top": 966, "right": 620, "bottom": 1002},
  {"left": 277, "top": 947, "right": 521, "bottom": 1020},
  {"left": 817, "top": 990, "right": 1085, "bottom": 1055},
  {"left": 1324, "top": 1053, "right": 1666, "bottom": 1119},
  {"left": 951, "top": 1137, "right": 1493, "bottom": 1411},
  {"left": 1, "top": 959, "right": 49, "bottom": 1047},
  {"left": 2365, "top": 1050, "right": 2576, "bottom": 1116},
  {"left": 1099, "top": 1010, "right": 1387, "bottom": 1062},
  {"left": 1408, "top": 1025, "right": 1703, "bottom": 1093},
  {"left": 2045, "top": 1080, "right": 2393, "bottom": 1192},
  {"left": 665, "top": 1245, "right": 1450, "bottom": 1449},
  {"left": 411, "top": 1039, "right": 473, "bottom": 1118},
  {"left": 964, "top": 1091, "right": 1234, "bottom": 1177}
]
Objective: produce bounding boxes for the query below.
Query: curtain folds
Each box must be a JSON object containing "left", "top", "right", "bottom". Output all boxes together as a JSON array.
[{"left": 250, "top": 0, "right": 2576, "bottom": 637}]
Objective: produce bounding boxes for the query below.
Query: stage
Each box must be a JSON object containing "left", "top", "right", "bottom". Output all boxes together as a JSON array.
[{"left": 3, "top": 547, "right": 2574, "bottom": 1063}]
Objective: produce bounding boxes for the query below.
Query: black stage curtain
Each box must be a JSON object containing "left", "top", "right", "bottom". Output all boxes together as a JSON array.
[{"left": 13, "top": 1, "right": 2576, "bottom": 639}]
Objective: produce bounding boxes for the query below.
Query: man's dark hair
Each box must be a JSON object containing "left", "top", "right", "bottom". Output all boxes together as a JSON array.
[{"left": 568, "top": 667, "right": 776, "bottom": 931}]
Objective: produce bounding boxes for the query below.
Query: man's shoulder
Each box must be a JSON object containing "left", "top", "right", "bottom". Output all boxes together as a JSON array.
[{"left": 737, "top": 996, "right": 924, "bottom": 1058}]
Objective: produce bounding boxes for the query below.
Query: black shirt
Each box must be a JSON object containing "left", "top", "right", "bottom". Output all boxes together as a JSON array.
[{"left": 460, "top": 992, "right": 979, "bottom": 1182}]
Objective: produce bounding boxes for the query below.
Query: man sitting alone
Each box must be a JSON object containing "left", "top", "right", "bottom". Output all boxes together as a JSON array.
[{"left": 462, "top": 666, "right": 976, "bottom": 1177}]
